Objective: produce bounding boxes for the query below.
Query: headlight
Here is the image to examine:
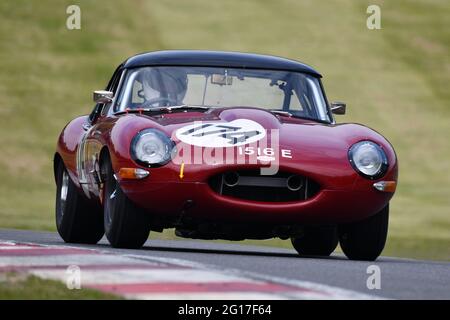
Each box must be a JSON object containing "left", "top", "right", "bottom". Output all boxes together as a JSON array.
[
  {"left": 348, "top": 141, "right": 388, "bottom": 179},
  {"left": 131, "top": 129, "right": 174, "bottom": 166}
]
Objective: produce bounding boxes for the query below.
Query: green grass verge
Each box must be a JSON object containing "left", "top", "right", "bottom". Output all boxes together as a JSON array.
[
  {"left": 0, "top": 273, "right": 120, "bottom": 299},
  {"left": 0, "top": 0, "right": 448, "bottom": 261}
]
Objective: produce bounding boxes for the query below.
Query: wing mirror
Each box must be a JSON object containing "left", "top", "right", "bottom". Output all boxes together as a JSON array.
[
  {"left": 93, "top": 90, "right": 113, "bottom": 104},
  {"left": 330, "top": 101, "right": 346, "bottom": 115}
]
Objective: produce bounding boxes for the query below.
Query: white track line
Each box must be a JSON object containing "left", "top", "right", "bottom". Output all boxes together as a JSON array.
[
  {"left": 0, "top": 254, "right": 147, "bottom": 267},
  {"left": 0, "top": 246, "right": 43, "bottom": 250},
  {"left": 123, "top": 254, "right": 385, "bottom": 300},
  {"left": 30, "top": 268, "right": 257, "bottom": 285}
]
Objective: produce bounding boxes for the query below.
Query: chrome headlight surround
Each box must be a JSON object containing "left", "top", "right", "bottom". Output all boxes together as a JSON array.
[
  {"left": 348, "top": 141, "right": 388, "bottom": 180},
  {"left": 130, "top": 129, "right": 175, "bottom": 167}
]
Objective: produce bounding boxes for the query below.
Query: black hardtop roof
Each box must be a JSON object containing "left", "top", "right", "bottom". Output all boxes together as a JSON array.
[{"left": 123, "top": 50, "right": 321, "bottom": 77}]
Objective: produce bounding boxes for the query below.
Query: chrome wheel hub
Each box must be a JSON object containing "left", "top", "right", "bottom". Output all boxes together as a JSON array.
[
  {"left": 60, "top": 170, "right": 69, "bottom": 217},
  {"left": 105, "top": 174, "right": 118, "bottom": 226}
]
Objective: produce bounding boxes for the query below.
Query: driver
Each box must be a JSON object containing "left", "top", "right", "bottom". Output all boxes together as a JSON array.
[{"left": 139, "top": 67, "right": 188, "bottom": 107}]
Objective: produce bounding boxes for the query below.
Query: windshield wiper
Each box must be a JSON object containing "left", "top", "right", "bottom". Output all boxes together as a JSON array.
[
  {"left": 157, "top": 105, "right": 210, "bottom": 112},
  {"left": 270, "top": 110, "right": 293, "bottom": 117},
  {"left": 115, "top": 105, "right": 210, "bottom": 115},
  {"left": 269, "top": 110, "right": 329, "bottom": 123}
]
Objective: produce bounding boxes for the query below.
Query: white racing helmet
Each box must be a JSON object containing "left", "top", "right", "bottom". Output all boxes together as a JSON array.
[{"left": 140, "top": 67, "right": 188, "bottom": 106}]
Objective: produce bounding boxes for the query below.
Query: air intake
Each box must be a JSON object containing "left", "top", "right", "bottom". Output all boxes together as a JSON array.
[{"left": 209, "top": 170, "right": 320, "bottom": 202}]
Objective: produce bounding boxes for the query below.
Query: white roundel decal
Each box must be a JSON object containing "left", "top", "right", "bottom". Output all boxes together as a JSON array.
[{"left": 175, "top": 119, "right": 266, "bottom": 147}]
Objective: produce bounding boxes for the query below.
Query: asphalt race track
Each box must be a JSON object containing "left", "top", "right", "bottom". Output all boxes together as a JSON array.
[{"left": 0, "top": 228, "right": 449, "bottom": 299}]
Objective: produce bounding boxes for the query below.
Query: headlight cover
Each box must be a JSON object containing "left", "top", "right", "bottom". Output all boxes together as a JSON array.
[
  {"left": 131, "top": 129, "right": 175, "bottom": 167},
  {"left": 348, "top": 141, "right": 388, "bottom": 179}
]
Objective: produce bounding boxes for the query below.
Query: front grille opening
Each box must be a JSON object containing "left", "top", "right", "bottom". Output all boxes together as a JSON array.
[{"left": 209, "top": 170, "right": 320, "bottom": 202}]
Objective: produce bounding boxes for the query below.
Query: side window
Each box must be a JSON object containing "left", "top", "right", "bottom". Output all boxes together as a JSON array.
[
  {"left": 101, "top": 69, "right": 123, "bottom": 116},
  {"left": 88, "top": 105, "right": 100, "bottom": 124}
]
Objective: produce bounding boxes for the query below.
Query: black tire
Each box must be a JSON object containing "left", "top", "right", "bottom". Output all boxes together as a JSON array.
[
  {"left": 55, "top": 161, "right": 104, "bottom": 244},
  {"left": 291, "top": 226, "right": 338, "bottom": 256},
  {"left": 339, "top": 204, "right": 389, "bottom": 261},
  {"left": 102, "top": 156, "right": 150, "bottom": 248}
]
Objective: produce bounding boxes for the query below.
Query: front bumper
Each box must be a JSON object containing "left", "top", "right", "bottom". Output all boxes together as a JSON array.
[{"left": 121, "top": 179, "right": 394, "bottom": 225}]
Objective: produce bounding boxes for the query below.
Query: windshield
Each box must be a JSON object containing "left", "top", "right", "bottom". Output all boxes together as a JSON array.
[{"left": 115, "top": 66, "right": 331, "bottom": 122}]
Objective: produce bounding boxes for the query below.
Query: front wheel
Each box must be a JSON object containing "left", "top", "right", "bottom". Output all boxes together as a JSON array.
[
  {"left": 102, "top": 157, "right": 150, "bottom": 248},
  {"left": 291, "top": 226, "right": 338, "bottom": 257},
  {"left": 338, "top": 204, "right": 389, "bottom": 261},
  {"left": 55, "top": 161, "right": 104, "bottom": 244}
]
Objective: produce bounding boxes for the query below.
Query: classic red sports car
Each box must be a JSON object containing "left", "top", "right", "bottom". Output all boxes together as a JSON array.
[{"left": 54, "top": 50, "right": 398, "bottom": 261}]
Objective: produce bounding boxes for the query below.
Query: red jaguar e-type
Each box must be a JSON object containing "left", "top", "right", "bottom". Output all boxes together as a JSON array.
[{"left": 54, "top": 50, "right": 398, "bottom": 261}]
